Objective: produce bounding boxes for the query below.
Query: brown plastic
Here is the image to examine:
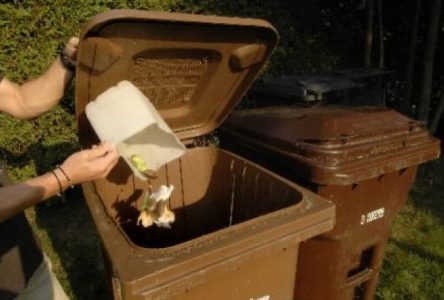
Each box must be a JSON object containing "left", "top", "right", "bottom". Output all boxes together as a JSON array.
[
  {"left": 220, "top": 106, "right": 441, "bottom": 300},
  {"left": 75, "top": 10, "right": 335, "bottom": 300},
  {"left": 75, "top": 9, "right": 278, "bottom": 146},
  {"left": 83, "top": 147, "right": 334, "bottom": 299},
  {"left": 221, "top": 106, "right": 440, "bottom": 185}
]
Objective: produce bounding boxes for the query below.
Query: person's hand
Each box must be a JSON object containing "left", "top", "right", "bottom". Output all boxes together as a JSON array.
[
  {"left": 59, "top": 141, "right": 119, "bottom": 186},
  {"left": 62, "top": 37, "right": 79, "bottom": 63}
]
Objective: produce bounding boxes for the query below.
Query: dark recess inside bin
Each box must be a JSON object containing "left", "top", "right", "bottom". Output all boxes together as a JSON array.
[{"left": 97, "top": 148, "right": 302, "bottom": 248}]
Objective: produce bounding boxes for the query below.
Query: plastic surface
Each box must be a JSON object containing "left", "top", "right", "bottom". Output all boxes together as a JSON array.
[
  {"left": 86, "top": 80, "right": 186, "bottom": 179},
  {"left": 76, "top": 10, "right": 335, "bottom": 300},
  {"left": 220, "top": 105, "right": 440, "bottom": 300},
  {"left": 221, "top": 106, "right": 440, "bottom": 185},
  {"left": 75, "top": 9, "right": 279, "bottom": 145},
  {"left": 83, "top": 147, "right": 334, "bottom": 300}
]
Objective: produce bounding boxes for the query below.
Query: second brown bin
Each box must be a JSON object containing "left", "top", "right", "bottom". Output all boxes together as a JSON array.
[
  {"left": 220, "top": 106, "right": 441, "bottom": 300},
  {"left": 75, "top": 10, "right": 335, "bottom": 300}
]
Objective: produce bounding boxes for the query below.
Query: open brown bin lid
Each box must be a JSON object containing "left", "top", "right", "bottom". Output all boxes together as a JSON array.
[
  {"left": 75, "top": 9, "right": 278, "bottom": 145},
  {"left": 71, "top": 11, "right": 336, "bottom": 291},
  {"left": 221, "top": 106, "right": 441, "bottom": 185}
]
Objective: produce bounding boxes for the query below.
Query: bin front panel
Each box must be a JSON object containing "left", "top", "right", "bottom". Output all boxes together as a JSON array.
[
  {"left": 316, "top": 166, "right": 417, "bottom": 239},
  {"left": 293, "top": 169, "right": 416, "bottom": 300},
  {"left": 138, "top": 237, "right": 299, "bottom": 300},
  {"left": 295, "top": 232, "right": 390, "bottom": 300}
]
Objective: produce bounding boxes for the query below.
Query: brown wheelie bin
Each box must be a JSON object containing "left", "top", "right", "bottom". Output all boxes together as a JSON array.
[
  {"left": 219, "top": 106, "right": 441, "bottom": 300},
  {"left": 74, "top": 10, "right": 335, "bottom": 300}
]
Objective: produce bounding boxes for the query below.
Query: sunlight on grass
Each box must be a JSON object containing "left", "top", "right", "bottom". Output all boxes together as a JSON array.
[{"left": 376, "top": 158, "right": 444, "bottom": 300}]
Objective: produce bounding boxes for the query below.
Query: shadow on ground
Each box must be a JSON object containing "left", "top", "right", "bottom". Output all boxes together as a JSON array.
[
  {"left": 388, "top": 238, "right": 444, "bottom": 265},
  {"left": 409, "top": 157, "right": 444, "bottom": 225}
]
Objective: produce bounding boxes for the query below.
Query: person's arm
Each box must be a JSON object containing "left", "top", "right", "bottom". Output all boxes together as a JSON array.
[
  {"left": 0, "top": 37, "right": 78, "bottom": 119},
  {"left": 0, "top": 141, "right": 119, "bottom": 222}
]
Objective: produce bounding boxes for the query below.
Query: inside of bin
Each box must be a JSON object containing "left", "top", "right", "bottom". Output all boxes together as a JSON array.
[{"left": 92, "top": 147, "right": 302, "bottom": 248}]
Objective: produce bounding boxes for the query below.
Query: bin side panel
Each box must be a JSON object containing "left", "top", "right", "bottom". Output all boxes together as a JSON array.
[{"left": 293, "top": 167, "right": 417, "bottom": 300}]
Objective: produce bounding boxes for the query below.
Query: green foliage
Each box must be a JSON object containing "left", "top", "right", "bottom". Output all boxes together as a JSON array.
[
  {"left": 0, "top": 106, "right": 78, "bottom": 182},
  {"left": 0, "top": 0, "right": 343, "bottom": 183}
]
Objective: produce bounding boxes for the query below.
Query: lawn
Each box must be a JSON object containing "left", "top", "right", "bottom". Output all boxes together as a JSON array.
[
  {"left": 24, "top": 156, "right": 444, "bottom": 300},
  {"left": 375, "top": 157, "right": 444, "bottom": 300}
]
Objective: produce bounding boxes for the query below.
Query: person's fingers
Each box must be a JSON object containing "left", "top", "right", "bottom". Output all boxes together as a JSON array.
[
  {"left": 94, "top": 143, "right": 119, "bottom": 163},
  {"left": 86, "top": 141, "right": 114, "bottom": 158},
  {"left": 104, "top": 147, "right": 119, "bottom": 165},
  {"left": 68, "top": 37, "right": 79, "bottom": 48},
  {"left": 64, "top": 37, "right": 79, "bottom": 61},
  {"left": 92, "top": 150, "right": 119, "bottom": 176}
]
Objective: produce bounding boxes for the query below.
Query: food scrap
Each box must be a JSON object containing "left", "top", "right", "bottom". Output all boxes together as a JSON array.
[
  {"left": 130, "top": 154, "right": 148, "bottom": 172},
  {"left": 130, "top": 154, "right": 158, "bottom": 179},
  {"left": 137, "top": 185, "right": 175, "bottom": 229},
  {"left": 137, "top": 210, "right": 154, "bottom": 227}
]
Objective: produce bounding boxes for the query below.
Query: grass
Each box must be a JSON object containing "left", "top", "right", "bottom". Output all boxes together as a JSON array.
[
  {"left": 23, "top": 157, "right": 444, "bottom": 300},
  {"left": 375, "top": 157, "right": 444, "bottom": 300}
]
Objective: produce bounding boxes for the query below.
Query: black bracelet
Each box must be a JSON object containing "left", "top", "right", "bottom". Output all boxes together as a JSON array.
[
  {"left": 56, "top": 166, "right": 74, "bottom": 188},
  {"left": 49, "top": 170, "right": 63, "bottom": 196},
  {"left": 59, "top": 47, "right": 76, "bottom": 72}
]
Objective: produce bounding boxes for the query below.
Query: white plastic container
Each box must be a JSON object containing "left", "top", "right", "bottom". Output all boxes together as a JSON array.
[{"left": 85, "top": 80, "right": 186, "bottom": 179}]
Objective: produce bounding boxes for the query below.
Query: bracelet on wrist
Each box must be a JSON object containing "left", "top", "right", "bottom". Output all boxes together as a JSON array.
[
  {"left": 56, "top": 166, "right": 74, "bottom": 188},
  {"left": 59, "top": 46, "right": 76, "bottom": 73},
  {"left": 49, "top": 170, "right": 63, "bottom": 197}
]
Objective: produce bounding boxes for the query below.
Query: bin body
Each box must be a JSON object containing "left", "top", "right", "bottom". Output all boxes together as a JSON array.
[
  {"left": 220, "top": 106, "right": 441, "bottom": 300},
  {"left": 75, "top": 10, "right": 335, "bottom": 300},
  {"left": 83, "top": 147, "right": 334, "bottom": 300}
]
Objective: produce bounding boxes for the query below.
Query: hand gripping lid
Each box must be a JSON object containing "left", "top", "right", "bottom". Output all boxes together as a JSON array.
[{"left": 75, "top": 9, "right": 278, "bottom": 145}]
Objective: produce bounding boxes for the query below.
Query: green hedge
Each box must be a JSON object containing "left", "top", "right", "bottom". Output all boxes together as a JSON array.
[{"left": 0, "top": 0, "right": 341, "bottom": 182}]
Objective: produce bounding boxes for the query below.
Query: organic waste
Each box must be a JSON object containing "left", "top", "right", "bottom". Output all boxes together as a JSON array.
[
  {"left": 137, "top": 185, "right": 175, "bottom": 229},
  {"left": 130, "top": 154, "right": 158, "bottom": 179}
]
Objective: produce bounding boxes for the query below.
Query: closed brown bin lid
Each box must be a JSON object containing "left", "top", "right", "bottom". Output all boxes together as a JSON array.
[
  {"left": 221, "top": 106, "right": 441, "bottom": 185},
  {"left": 75, "top": 9, "right": 278, "bottom": 145}
]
